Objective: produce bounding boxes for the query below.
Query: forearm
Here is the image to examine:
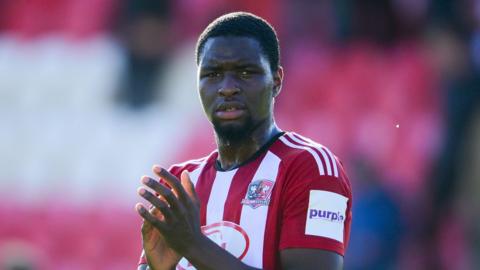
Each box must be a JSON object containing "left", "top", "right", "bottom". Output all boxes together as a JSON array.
[{"left": 182, "top": 234, "right": 261, "bottom": 270}]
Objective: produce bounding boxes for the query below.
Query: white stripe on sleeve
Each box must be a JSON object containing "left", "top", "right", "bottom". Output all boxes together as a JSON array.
[
  {"left": 279, "top": 136, "right": 326, "bottom": 176},
  {"left": 287, "top": 133, "right": 333, "bottom": 176}
]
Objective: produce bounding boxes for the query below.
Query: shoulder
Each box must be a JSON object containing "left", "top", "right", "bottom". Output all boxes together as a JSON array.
[
  {"left": 168, "top": 151, "right": 216, "bottom": 176},
  {"left": 274, "top": 132, "right": 343, "bottom": 179},
  {"left": 272, "top": 132, "right": 351, "bottom": 198}
]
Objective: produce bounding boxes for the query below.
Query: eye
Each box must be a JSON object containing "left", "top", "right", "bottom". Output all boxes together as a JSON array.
[
  {"left": 239, "top": 70, "right": 252, "bottom": 78},
  {"left": 201, "top": 71, "right": 221, "bottom": 79},
  {"left": 208, "top": 71, "right": 221, "bottom": 78}
]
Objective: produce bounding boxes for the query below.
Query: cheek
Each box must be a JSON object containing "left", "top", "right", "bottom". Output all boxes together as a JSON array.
[
  {"left": 198, "top": 88, "right": 216, "bottom": 115},
  {"left": 249, "top": 87, "right": 273, "bottom": 117}
]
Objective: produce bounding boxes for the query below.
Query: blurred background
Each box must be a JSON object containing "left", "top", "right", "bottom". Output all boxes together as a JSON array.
[{"left": 0, "top": 0, "right": 479, "bottom": 269}]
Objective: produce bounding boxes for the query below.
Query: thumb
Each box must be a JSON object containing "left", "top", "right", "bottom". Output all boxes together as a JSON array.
[{"left": 180, "top": 170, "right": 199, "bottom": 207}]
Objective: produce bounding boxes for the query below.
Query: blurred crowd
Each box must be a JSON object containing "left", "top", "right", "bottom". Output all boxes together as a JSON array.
[{"left": 0, "top": 0, "right": 479, "bottom": 269}]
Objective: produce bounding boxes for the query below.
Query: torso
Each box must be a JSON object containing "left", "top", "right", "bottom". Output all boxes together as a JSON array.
[{"left": 161, "top": 131, "right": 352, "bottom": 270}]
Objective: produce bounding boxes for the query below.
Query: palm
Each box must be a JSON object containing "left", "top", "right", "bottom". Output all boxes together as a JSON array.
[
  {"left": 142, "top": 210, "right": 181, "bottom": 269},
  {"left": 137, "top": 169, "right": 201, "bottom": 269}
]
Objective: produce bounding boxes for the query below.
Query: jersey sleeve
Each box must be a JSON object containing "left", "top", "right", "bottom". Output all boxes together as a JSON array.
[{"left": 279, "top": 152, "right": 352, "bottom": 256}]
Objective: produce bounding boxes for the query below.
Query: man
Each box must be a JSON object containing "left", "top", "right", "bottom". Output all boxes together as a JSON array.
[{"left": 136, "top": 12, "right": 352, "bottom": 270}]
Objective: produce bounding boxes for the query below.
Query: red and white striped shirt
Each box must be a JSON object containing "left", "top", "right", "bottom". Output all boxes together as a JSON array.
[{"left": 139, "top": 131, "right": 352, "bottom": 269}]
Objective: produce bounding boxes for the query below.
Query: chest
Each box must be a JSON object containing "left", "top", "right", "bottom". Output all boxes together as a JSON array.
[{"left": 190, "top": 152, "right": 284, "bottom": 268}]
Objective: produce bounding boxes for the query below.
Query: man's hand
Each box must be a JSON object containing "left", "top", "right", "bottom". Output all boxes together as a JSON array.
[
  {"left": 136, "top": 166, "right": 202, "bottom": 256},
  {"left": 139, "top": 206, "right": 181, "bottom": 270}
]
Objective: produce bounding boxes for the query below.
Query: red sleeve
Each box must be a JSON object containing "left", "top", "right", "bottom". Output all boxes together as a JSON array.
[{"left": 279, "top": 153, "right": 352, "bottom": 256}]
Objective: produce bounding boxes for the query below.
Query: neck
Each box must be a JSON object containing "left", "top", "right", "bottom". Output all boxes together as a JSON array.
[{"left": 215, "top": 120, "right": 281, "bottom": 171}]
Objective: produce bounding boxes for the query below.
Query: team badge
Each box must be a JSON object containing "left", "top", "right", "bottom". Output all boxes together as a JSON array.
[{"left": 241, "top": 179, "right": 274, "bottom": 208}]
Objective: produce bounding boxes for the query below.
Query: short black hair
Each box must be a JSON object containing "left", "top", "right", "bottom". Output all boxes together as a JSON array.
[{"left": 195, "top": 12, "right": 280, "bottom": 72}]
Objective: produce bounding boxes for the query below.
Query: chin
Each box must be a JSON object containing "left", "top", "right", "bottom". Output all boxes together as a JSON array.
[{"left": 213, "top": 119, "right": 253, "bottom": 142}]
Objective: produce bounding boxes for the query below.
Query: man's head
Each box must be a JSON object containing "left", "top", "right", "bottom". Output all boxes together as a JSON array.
[
  {"left": 195, "top": 12, "right": 283, "bottom": 143},
  {"left": 196, "top": 12, "right": 280, "bottom": 73}
]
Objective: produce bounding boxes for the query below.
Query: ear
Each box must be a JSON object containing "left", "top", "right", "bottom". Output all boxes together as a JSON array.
[{"left": 272, "top": 66, "right": 283, "bottom": 98}]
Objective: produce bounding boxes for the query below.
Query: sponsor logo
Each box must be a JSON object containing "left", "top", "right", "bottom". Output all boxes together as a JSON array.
[
  {"left": 305, "top": 190, "right": 348, "bottom": 242},
  {"left": 309, "top": 209, "right": 344, "bottom": 223},
  {"left": 241, "top": 179, "right": 274, "bottom": 208},
  {"left": 177, "top": 221, "right": 249, "bottom": 270}
]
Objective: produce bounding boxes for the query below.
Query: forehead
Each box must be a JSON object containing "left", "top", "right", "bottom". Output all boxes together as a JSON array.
[{"left": 199, "top": 36, "right": 269, "bottom": 68}]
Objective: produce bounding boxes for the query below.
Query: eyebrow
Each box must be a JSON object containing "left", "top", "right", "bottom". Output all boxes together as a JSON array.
[{"left": 201, "top": 60, "right": 262, "bottom": 69}]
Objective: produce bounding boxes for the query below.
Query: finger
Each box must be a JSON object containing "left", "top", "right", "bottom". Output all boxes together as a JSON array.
[
  {"left": 181, "top": 170, "right": 200, "bottom": 209},
  {"left": 140, "top": 216, "right": 154, "bottom": 234},
  {"left": 141, "top": 176, "right": 185, "bottom": 215},
  {"left": 153, "top": 166, "right": 190, "bottom": 202},
  {"left": 137, "top": 187, "right": 174, "bottom": 221},
  {"left": 148, "top": 204, "right": 163, "bottom": 219},
  {"left": 149, "top": 196, "right": 169, "bottom": 220},
  {"left": 135, "top": 204, "right": 153, "bottom": 233},
  {"left": 136, "top": 203, "right": 168, "bottom": 232},
  {"left": 149, "top": 207, "right": 165, "bottom": 222}
]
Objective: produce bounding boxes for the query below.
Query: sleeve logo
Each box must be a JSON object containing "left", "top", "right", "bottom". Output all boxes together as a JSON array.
[
  {"left": 305, "top": 190, "right": 348, "bottom": 243},
  {"left": 241, "top": 179, "right": 274, "bottom": 209},
  {"left": 309, "top": 209, "right": 344, "bottom": 223}
]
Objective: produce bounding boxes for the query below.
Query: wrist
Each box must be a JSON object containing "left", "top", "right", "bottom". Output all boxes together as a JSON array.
[
  {"left": 181, "top": 234, "right": 253, "bottom": 270},
  {"left": 146, "top": 257, "right": 179, "bottom": 270},
  {"left": 143, "top": 246, "right": 179, "bottom": 270},
  {"left": 181, "top": 232, "right": 209, "bottom": 259}
]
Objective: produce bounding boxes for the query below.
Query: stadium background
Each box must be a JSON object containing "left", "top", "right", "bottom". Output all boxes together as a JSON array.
[{"left": 0, "top": 0, "right": 479, "bottom": 269}]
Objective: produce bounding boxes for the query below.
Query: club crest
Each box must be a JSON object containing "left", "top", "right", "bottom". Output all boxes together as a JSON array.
[{"left": 241, "top": 179, "right": 274, "bottom": 208}]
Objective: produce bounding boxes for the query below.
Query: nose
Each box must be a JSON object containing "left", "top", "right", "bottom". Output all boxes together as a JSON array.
[
  {"left": 217, "top": 75, "right": 240, "bottom": 97},
  {"left": 218, "top": 86, "right": 240, "bottom": 97}
]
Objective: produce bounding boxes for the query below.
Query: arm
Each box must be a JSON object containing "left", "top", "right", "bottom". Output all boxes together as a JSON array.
[
  {"left": 139, "top": 239, "right": 342, "bottom": 270},
  {"left": 281, "top": 249, "right": 343, "bottom": 270},
  {"left": 138, "top": 243, "right": 342, "bottom": 270},
  {"left": 181, "top": 235, "right": 343, "bottom": 270}
]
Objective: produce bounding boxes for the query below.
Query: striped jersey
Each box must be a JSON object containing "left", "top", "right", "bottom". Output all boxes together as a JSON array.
[{"left": 139, "top": 131, "right": 352, "bottom": 269}]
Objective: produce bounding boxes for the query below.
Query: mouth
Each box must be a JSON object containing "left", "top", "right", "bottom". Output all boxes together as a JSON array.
[{"left": 215, "top": 102, "right": 246, "bottom": 120}]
